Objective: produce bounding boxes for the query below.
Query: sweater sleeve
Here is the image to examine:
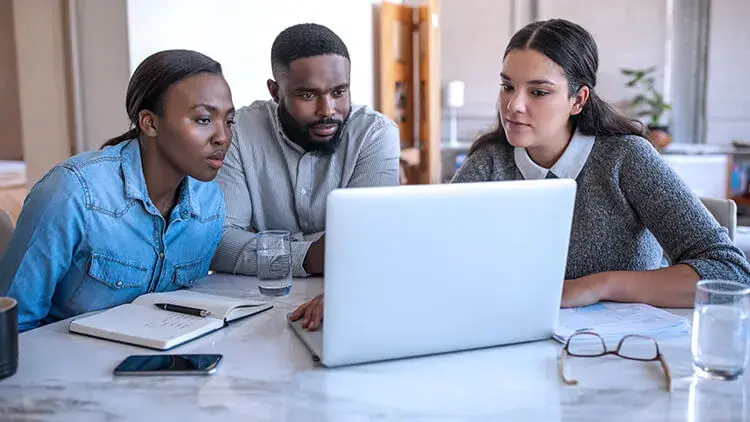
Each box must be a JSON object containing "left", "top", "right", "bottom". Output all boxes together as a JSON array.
[
  {"left": 451, "top": 145, "right": 496, "bottom": 183},
  {"left": 618, "top": 136, "right": 750, "bottom": 283}
]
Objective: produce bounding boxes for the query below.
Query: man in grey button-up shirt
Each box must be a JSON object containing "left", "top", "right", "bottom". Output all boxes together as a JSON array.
[{"left": 211, "top": 23, "right": 400, "bottom": 278}]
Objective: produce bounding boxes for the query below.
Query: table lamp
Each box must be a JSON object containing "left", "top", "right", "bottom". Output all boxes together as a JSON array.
[{"left": 446, "top": 80, "right": 464, "bottom": 146}]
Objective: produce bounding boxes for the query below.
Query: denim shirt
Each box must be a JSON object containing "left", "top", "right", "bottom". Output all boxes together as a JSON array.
[{"left": 0, "top": 140, "right": 225, "bottom": 331}]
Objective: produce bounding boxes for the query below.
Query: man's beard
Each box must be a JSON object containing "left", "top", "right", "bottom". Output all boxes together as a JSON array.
[{"left": 277, "top": 101, "right": 348, "bottom": 155}]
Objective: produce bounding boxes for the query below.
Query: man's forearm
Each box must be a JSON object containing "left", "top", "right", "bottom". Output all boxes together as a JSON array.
[{"left": 212, "top": 228, "right": 313, "bottom": 277}]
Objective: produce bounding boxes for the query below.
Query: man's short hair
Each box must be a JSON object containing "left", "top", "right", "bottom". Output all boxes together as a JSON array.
[{"left": 271, "top": 23, "right": 350, "bottom": 78}]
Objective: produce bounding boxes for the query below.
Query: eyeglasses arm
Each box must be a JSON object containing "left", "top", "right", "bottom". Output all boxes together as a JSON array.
[
  {"left": 560, "top": 348, "right": 578, "bottom": 386},
  {"left": 658, "top": 353, "right": 672, "bottom": 392}
]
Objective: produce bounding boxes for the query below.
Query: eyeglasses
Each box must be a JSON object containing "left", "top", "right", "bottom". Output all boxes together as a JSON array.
[{"left": 559, "top": 331, "right": 672, "bottom": 392}]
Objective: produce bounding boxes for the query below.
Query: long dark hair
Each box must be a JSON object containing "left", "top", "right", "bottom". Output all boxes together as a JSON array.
[
  {"left": 469, "top": 19, "right": 643, "bottom": 155},
  {"left": 102, "top": 49, "right": 223, "bottom": 148}
]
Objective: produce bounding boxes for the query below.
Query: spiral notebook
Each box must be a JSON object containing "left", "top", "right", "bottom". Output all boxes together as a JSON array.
[{"left": 68, "top": 290, "right": 273, "bottom": 350}]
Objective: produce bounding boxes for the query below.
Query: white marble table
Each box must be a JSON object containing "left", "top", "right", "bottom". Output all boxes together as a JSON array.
[{"left": 1, "top": 274, "right": 748, "bottom": 421}]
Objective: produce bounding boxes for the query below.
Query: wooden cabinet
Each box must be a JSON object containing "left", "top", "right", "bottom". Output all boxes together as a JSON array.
[{"left": 663, "top": 149, "right": 750, "bottom": 226}]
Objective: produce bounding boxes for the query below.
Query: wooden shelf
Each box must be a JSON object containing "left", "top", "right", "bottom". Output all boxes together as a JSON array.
[{"left": 731, "top": 196, "right": 750, "bottom": 207}]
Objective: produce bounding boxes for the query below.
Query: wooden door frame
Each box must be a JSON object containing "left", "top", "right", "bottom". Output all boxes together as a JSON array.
[{"left": 375, "top": 0, "right": 441, "bottom": 184}]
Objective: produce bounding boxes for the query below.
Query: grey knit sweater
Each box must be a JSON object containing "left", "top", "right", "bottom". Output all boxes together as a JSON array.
[{"left": 452, "top": 135, "right": 750, "bottom": 282}]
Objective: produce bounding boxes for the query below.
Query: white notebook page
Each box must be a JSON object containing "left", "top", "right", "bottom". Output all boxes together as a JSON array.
[
  {"left": 69, "top": 303, "right": 222, "bottom": 349},
  {"left": 132, "top": 290, "right": 267, "bottom": 321}
]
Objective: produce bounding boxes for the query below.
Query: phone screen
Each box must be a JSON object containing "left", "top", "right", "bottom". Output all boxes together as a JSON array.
[{"left": 114, "top": 354, "right": 223, "bottom": 375}]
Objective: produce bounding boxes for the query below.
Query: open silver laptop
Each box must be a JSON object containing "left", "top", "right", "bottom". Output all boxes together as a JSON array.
[{"left": 289, "top": 179, "right": 576, "bottom": 367}]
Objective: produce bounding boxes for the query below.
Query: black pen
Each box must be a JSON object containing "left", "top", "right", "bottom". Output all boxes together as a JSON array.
[{"left": 154, "top": 303, "right": 211, "bottom": 318}]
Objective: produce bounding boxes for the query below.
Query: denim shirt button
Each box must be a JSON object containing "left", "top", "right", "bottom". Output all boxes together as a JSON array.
[
  {"left": 181, "top": 210, "right": 188, "bottom": 219},
  {"left": 159, "top": 251, "right": 165, "bottom": 258},
  {"left": 115, "top": 280, "right": 123, "bottom": 288}
]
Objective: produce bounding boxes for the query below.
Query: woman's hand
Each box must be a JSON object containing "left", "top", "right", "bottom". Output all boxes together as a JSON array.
[
  {"left": 562, "top": 266, "right": 700, "bottom": 308},
  {"left": 561, "top": 273, "right": 612, "bottom": 308},
  {"left": 289, "top": 294, "right": 324, "bottom": 330}
]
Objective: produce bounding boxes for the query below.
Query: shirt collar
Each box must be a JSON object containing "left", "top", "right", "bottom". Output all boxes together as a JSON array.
[
  {"left": 120, "top": 139, "right": 201, "bottom": 218},
  {"left": 514, "top": 130, "right": 595, "bottom": 180}
]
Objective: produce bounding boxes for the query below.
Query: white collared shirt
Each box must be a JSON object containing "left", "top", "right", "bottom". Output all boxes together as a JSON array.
[{"left": 513, "top": 131, "right": 596, "bottom": 180}]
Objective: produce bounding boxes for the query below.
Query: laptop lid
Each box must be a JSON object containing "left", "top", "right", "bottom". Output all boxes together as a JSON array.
[{"left": 307, "top": 179, "right": 576, "bottom": 367}]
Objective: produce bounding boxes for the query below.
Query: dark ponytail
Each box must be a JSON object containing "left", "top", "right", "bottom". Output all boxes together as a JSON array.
[
  {"left": 470, "top": 19, "right": 644, "bottom": 156},
  {"left": 575, "top": 90, "right": 644, "bottom": 138},
  {"left": 103, "top": 128, "right": 139, "bottom": 148},
  {"left": 102, "top": 49, "right": 223, "bottom": 148}
]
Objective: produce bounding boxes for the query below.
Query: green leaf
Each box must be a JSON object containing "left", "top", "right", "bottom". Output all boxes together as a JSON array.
[
  {"left": 647, "top": 99, "right": 662, "bottom": 109},
  {"left": 631, "top": 94, "right": 647, "bottom": 106},
  {"left": 622, "top": 65, "right": 669, "bottom": 121}
]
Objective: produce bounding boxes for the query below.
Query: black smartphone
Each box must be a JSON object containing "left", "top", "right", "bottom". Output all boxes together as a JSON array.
[{"left": 113, "top": 354, "right": 223, "bottom": 376}]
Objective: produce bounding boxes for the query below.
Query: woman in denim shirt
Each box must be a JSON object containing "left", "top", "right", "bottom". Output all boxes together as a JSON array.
[{"left": 0, "top": 49, "right": 235, "bottom": 331}]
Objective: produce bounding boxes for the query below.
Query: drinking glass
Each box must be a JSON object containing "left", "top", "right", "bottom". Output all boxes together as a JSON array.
[
  {"left": 256, "top": 230, "right": 292, "bottom": 296},
  {"left": 691, "top": 280, "right": 750, "bottom": 380}
]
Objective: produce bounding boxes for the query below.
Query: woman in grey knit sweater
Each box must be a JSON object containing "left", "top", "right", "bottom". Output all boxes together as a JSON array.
[{"left": 452, "top": 19, "right": 750, "bottom": 309}]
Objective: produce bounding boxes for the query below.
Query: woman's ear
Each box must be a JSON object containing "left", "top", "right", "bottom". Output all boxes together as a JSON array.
[
  {"left": 138, "top": 110, "right": 158, "bottom": 137},
  {"left": 570, "top": 85, "right": 590, "bottom": 116}
]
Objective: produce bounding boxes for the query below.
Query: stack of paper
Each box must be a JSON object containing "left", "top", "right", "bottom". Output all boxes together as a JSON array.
[{"left": 553, "top": 302, "right": 690, "bottom": 345}]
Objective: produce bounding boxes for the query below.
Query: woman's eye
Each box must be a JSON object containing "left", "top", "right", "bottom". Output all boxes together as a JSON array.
[
  {"left": 532, "top": 90, "right": 550, "bottom": 97},
  {"left": 196, "top": 118, "right": 211, "bottom": 125},
  {"left": 500, "top": 84, "right": 514, "bottom": 92}
]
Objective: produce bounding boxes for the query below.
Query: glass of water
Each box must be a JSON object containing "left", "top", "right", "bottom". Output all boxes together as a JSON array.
[
  {"left": 691, "top": 280, "right": 750, "bottom": 380},
  {"left": 256, "top": 230, "right": 292, "bottom": 296}
]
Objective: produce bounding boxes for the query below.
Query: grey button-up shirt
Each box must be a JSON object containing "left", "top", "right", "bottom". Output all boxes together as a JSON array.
[{"left": 211, "top": 100, "right": 401, "bottom": 277}]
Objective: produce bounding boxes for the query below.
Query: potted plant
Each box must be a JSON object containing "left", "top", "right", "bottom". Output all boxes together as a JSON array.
[{"left": 620, "top": 66, "right": 672, "bottom": 150}]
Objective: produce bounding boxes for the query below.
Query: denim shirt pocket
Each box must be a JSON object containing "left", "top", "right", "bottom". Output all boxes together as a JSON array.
[
  {"left": 171, "top": 258, "right": 209, "bottom": 289},
  {"left": 69, "top": 253, "right": 151, "bottom": 312}
]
